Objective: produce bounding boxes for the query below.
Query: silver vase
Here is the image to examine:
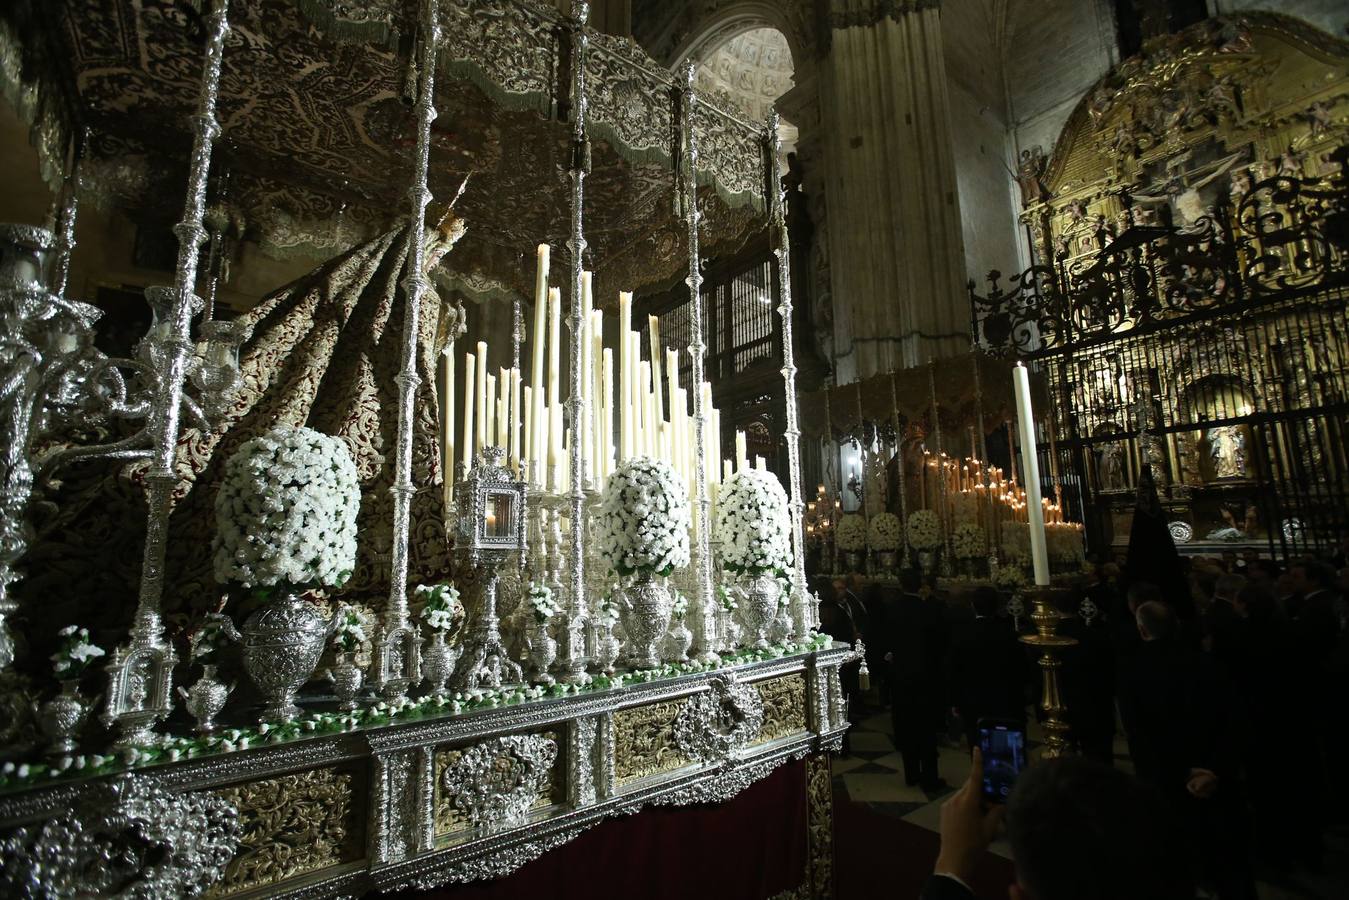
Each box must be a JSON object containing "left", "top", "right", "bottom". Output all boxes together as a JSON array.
[
  {"left": 528, "top": 619, "right": 557, "bottom": 685},
  {"left": 594, "top": 623, "right": 620, "bottom": 675},
  {"left": 36, "top": 680, "right": 88, "bottom": 756},
  {"left": 768, "top": 606, "right": 792, "bottom": 645},
  {"left": 422, "top": 630, "right": 458, "bottom": 697},
  {"left": 240, "top": 592, "right": 331, "bottom": 722},
  {"left": 878, "top": 549, "right": 899, "bottom": 575},
  {"left": 716, "top": 602, "right": 741, "bottom": 654},
  {"left": 176, "top": 664, "right": 231, "bottom": 734},
  {"left": 844, "top": 551, "right": 864, "bottom": 572},
  {"left": 662, "top": 619, "right": 692, "bottom": 663},
  {"left": 737, "top": 572, "right": 780, "bottom": 649},
  {"left": 917, "top": 549, "right": 936, "bottom": 572},
  {"left": 618, "top": 573, "right": 672, "bottom": 670},
  {"left": 325, "top": 652, "right": 364, "bottom": 711}
]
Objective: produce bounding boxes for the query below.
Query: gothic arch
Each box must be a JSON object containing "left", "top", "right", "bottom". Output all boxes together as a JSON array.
[{"left": 672, "top": 3, "right": 804, "bottom": 71}]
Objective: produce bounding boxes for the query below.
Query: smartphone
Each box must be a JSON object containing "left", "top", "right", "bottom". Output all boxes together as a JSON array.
[{"left": 978, "top": 718, "right": 1027, "bottom": 804}]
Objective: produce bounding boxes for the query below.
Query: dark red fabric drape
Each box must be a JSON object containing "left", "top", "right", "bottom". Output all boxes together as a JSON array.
[{"left": 396, "top": 759, "right": 810, "bottom": 900}]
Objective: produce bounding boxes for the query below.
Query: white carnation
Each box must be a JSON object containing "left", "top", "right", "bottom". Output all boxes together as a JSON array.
[{"left": 596, "top": 457, "right": 691, "bottom": 578}]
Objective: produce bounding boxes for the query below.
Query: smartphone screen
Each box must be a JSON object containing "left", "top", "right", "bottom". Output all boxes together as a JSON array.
[{"left": 978, "top": 718, "right": 1027, "bottom": 804}]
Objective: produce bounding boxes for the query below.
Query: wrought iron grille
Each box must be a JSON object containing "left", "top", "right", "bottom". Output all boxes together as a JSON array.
[{"left": 972, "top": 151, "right": 1349, "bottom": 559}]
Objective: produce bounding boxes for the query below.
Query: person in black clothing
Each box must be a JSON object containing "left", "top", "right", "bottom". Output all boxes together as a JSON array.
[
  {"left": 884, "top": 569, "right": 948, "bottom": 790},
  {"left": 920, "top": 752, "right": 1191, "bottom": 900},
  {"left": 816, "top": 578, "right": 858, "bottom": 754},
  {"left": 946, "top": 586, "right": 1029, "bottom": 751},
  {"left": 1057, "top": 591, "right": 1116, "bottom": 764},
  {"left": 1118, "top": 601, "right": 1254, "bottom": 899}
]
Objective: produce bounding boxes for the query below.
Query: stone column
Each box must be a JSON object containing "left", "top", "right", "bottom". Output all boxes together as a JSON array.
[{"left": 820, "top": 0, "right": 969, "bottom": 381}]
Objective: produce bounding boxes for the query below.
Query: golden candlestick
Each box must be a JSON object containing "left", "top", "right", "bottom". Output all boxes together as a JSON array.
[{"left": 1019, "top": 587, "right": 1078, "bottom": 759}]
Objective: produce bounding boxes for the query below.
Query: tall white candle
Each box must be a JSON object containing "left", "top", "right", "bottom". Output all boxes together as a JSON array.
[
  {"left": 710, "top": 406, "right": 722, "bottom": 485},
  {"left": 1013, "top": 362, "right": 1050, "bottom": 586},
  {"left": 649, "top": 315, "right": 664, "bottom": 420},
  {"left": 462, "top": 351, "right": 476, "bottom": 474},
  {"left": 523, "top": 385, "right": 534, "bottom": 478},
  {"left": 531, "top": 246, "right": 549, "bottom": 485},
  {"left": 619, "top": 291, "right": 633, "bottom": 459},
  {"left": 443, "top": 345, "right": 455, "bottom": 503},
  {"left": 485, "top": 372, "right": 497, "bottom": 449},
  {"left": 476, "top": 341, "right": 488, "bottom": 452},
  {"left": 735, "top": 430, "right": 748, "bottom": 473},
  {"left": 590, "top": 307, "right": 603, "bottom": 483},
  {"left": 638, "top": 359, "right": 652, "bottom": 458},
  {"left": 547, "top": 287, "right": 561, "bottom": 409},
  {"left": 601, "top": 347, "right": 614, "bottom": 482}
]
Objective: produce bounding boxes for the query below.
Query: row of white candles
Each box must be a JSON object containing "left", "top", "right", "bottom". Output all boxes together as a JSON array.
[{"left": 444, "top": 245, "right": 770, "bottom": 506}]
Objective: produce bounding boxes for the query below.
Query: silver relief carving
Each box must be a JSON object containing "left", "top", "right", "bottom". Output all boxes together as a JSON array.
[
  {"left": 0, "top": 775, "right": 240, "bottom": 899},
  {"left": 440, "top": 734, "right": 558, "bottom": 831},
  {"left": 673, "top": 673, "right": 765, "bottom": 764}
]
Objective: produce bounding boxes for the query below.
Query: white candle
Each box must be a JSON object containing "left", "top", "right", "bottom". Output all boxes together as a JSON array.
[
  {"left": 523, "top": 385, "right": 534, "bottom": 479},
  {"left": 485, "top": 372, "right": 497, "bottom": 450},
  {"left": 756, "top": 455, "right": 767, "bottom": 472},
  {"left": 601, "top": 347, "right": 614, "bottom": 483},
  {"left": 723, "top": 459, "right": 733, "bottom": 482},
  {"left": 735, "top": 430, "right": 748, "bottom": 473},
  {"left": 443, "top": 344, "right": 455, "bottom": 503},
  {"left": 1013, "top": 362, "right": 1050, "bottom": 585},
  {"left": 531, "top": 247, "right": 549, "bottom": 485},
  {"left": 476, "top": 341, "right": 488, "bottom": 452},
  {"left": 710, "top": 406, "right": 722, "bottom": 484},
  {"left": 590, "top": 307, "right": 603, "bottom": 483},
  {"left": 462, "top": 351, "right": 476, "bottom": 473},
  {"left": 581, "top": 271, "right": 593, "bottom": 483},
  {"left": 649, "top": 315, "right": 664, "bottom": 420},
  {"left": 547, "top": 287, "right": 561, "bottom": 409},
  {"left": 638, "top": 359, "right": 652, "bottom": 458},
  {"left": 619, "top": 291, "right": 633, "bottom": 459}
]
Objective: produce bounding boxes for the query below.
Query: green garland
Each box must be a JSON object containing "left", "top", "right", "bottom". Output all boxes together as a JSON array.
[{"left": 0, "top": 634, "right": 831, "bottom": 793}]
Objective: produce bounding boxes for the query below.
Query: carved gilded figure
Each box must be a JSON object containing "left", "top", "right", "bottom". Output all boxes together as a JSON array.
[{"left": 1207, "top": 425, "right": 1246, "bottom": 479}]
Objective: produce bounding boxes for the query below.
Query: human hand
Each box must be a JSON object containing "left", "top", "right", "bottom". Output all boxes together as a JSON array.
[
  {"left": 1186, "top": 768, "right": 1218, "bottom": 799},
  {"left": 933, "top": 747, "right": 1005, "bottom": 885}
]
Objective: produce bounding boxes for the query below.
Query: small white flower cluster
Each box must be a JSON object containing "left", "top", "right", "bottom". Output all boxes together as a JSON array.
[
  {"left": 994, "top": 563, "right": 1028, "bottom": 590},
  {"left": 213, "top": 425, "right": 360, "bottom": 590},
  {"left": 332, "top": 603, "right": 375, "bottom": 653},
  {"left": 596, "top": 457, "right": 691, "bottom": 578},
  {"left": 835, "top": 514, "right": 867, "bottom": 552},
  {"left": 867, "top": 512, "right": 903, "bottom": 551},
  {"left": 51, "top": 625, "right": 105, "bottom": 680},
  {"left": 415, "top": 583, "right": 464, "bottom": 632},
  {"left": 951, "top": 522, "right": 985, "bottom": 560},
  {"left": 715, "top": 470, "right": 793, "bottom": 574},
  {"left": 671, "top": 590, "right": 690, "bottom": 621},
  {"left": 907, "top": 510, "right": 942, "bottom": 551},
  {"left": 597, "top": 589, "right": 621, "bottom": 628},
  {"left": 527, "top": 581, "right": 562, "bottom": 624},
  {"left": 1002, "top": 523, "right": 1031, "bottom": 563},
  {"left": 717, "top": 583, "right": 739, "bottom": 612}
]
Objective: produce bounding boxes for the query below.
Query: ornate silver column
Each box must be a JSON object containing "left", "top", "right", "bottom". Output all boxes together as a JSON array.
[
  {"left": 556, "top": 0, "right": 591, "bottom": 684},
  {"left": 51, "top": 129, "right": 89, "bottom": 300},
  {"left": 679, "top": 64, "right": 718, "bottom": 664},
  {"left": 104, "top": 0, "right": 231, "bottom": 746},
  {"left": 374, "top": 0, "right": 440, "bottom": 702},
  {"left": 764, "top": 111, "right": 814, "bottom": 640}
]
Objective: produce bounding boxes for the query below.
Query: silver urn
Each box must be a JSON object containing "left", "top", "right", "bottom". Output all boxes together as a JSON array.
[
  {"left": 618, "top": 572, "right": 673, "bottom": 670},
  {"left": 877, "top": 549, "right": 899, "bottom": 575},
  {"left": 844, "top": 551, "right": 864, "bottom": 573},
  {"left": 737, "top": 571, "right": 781, "bottom": 649},
  {"left": 36, "top": 681, "right": 89, "bottom": 756},
  {"left": 240, "top": 592, "right": 332, "bottom": 722},
  {"left": 177, "top": 664, "right": 231, "bottom": 734},
  {"left": 662, "top": 619, "right": 692, "bottom": 663},
  {"left": 422, "top": 630, "right": 459, "bottom": 697},
  {"left": 594, "top": 623, "right": 620, "bottom": 674},
  {"left": 528, "top": 619, "right": 558, "bottom": 685},
  {"left": 325, "top": 653, "right": 364, "bottom": 711}
]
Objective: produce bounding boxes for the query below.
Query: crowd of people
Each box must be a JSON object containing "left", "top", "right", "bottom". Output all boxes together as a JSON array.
[{"left": 815, "top": 540, "right": 1349, "bottom": 899}]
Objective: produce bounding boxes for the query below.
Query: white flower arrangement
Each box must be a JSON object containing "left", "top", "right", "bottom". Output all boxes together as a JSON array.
[
  {"left": 332, "top": 603, "right": 375, "bottom": 653},
  {"left": 1047, "top": 523, "right": 1086, "bottom": 563},
  {"left": 51, "top": 625, "right": 104, "bottom": 680},
  {"left": 212, "top": 425, "right": 360, "bottom": 591},
  {"left": 952, "top": 522, "right": 985, "bottom": 560},
  {"left": 867, "top": 512, "right": 903, "bottom": 551},
  {"left": 835, "top": 514, "right": 867, "bottom": 553},
  {"left": 415, "top": 583, "right": 464, "bottom": 633},
  {"left": 1002, "top": 524, "right": 1031, "bottom": 564},
  {"left": 993, "top": 564, "right": 1028, "bottom": 591},
  {"left": 527, "top": 581, "right": 562, "bottom": 624},
  {"left": 907, "top": 509, "right": 942, "bottom": 551},
  {"left": 671, "top": 591, "right": 690, "bottom": 622},
  {"left": 714, "top": 469, "right": 793, "bottom": 575},
  {"left": 596, "top": 457, "right": 691, "bottom": 579}
]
